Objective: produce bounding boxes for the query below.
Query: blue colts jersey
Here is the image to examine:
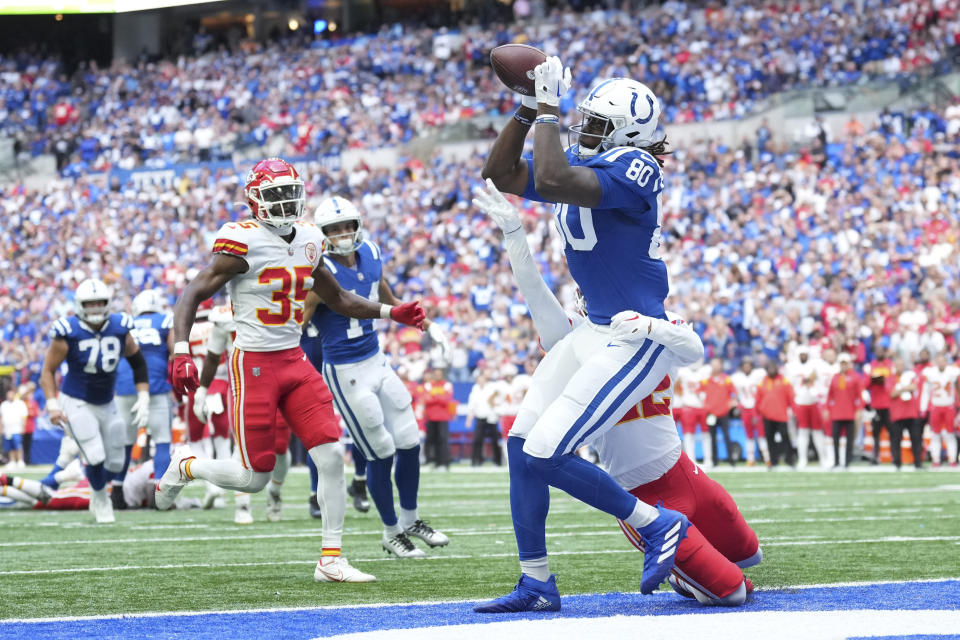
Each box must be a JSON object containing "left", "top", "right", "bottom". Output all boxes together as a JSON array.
[
  {"left": 523, "top": 146, "right": 668, "bottom": 324},
  {"left": 311, "top": 241, "right": 383, "bottom": 365},
  {"left": 50, "top": 313, "right": 133, "bottom": 405},
  {"left": 116, "top": 312, "right": 173, "bottom": 395}
]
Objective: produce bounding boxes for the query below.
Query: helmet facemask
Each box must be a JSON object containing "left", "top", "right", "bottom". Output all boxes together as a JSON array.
[
  {"left": 251, "top": 181, "right": 305, "bottom": 232},
  {"left": 321, "top": 219, "right": 363, "bottom": 255},
  {"left": 79, "top": 299, "right": 110, "bottom": 326},
  {"left": 569, "top": 109, "right": 618, "bottom": 158}
]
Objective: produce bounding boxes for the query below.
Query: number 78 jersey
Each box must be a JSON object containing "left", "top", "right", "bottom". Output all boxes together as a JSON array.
[
  {"left": 50, "top": 313, "right": 134, "bottom": 405},
  {"left": 213, "top": 220, "right": 325, "bottom": 352},
  {"left": 522, "top": 145, "right": 668, "bottom": 324}
]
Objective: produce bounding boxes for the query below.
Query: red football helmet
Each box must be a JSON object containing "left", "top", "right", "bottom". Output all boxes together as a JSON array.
[{"left": 244, "top": 158, "right": 305, "bottom": 231}]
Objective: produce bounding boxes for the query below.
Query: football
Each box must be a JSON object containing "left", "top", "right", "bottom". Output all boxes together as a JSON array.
[{"left": 490, "top": 43, "right": 547, "bottom": 96}]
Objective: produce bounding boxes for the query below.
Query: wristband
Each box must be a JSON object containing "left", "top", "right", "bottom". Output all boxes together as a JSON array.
[
  {"left": 535, "top": 114, "right": 560, "bottom": 125},
  {"left": 514, "top": 110, "right": 534, "bottom": 126},
  {"left": 174, "top": 341, "right": 190, "bottom": 356},
  {"left": 46, "top": 398, "right": 60, "bottom": 412},
  {"left": 380, "top": 304, "right": 394, "bottom": 319}
]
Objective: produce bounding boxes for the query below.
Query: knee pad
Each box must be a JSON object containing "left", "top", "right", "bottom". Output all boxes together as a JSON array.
[{"left": 76, "top": 435, "right": 106, "bottom": 467}]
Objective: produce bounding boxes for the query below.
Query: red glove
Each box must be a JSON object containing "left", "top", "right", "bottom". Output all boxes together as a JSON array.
[
  {"left": 171, "top": 354, "right": 200, "bottom": 395},
  {"left": 390, "top": 301, "right": 426, "bottom": 329}
]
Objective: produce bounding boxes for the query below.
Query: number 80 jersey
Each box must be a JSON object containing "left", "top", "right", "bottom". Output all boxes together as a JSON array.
[
  {"left": 213, "top": 219, "right": 325, "bottom": 352},
  {"left": 50, "top": 313, "right": 134, "bottom": 405}
]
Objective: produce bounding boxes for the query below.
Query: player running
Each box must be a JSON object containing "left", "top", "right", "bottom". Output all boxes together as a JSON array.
[
  {"left": 474, "top": 181, "right": 761, "bottom": 606},
  {"left": 40, "top": 278, "right": 151, "bottom": 523},
  {"left": 476, "top": 55, "right": 689, "bottom": 612},
  {"left": 156, "top": 158, "right": 425, "bottom": 583},
  {"left": 303, "top": 196, "right": 450, "bottom": 558},
  {"left": 111, "top": 288, "right": 175, "bottom": 510}
]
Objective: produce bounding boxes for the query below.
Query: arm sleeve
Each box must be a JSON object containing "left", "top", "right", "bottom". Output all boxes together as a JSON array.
[
  {"left": 125, "top": 350, "right": 149, "bottom": 385},
  {"left": 646, "top": 318, "right": 704, "bottom": 366},
  {"left": 501, "top": 227, "right": 572, "bottom": 351}
]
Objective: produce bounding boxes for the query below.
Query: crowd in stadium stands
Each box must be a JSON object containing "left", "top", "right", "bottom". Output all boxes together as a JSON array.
[{"left": 1, "top": 0, "right": 959, "bottom": 171}]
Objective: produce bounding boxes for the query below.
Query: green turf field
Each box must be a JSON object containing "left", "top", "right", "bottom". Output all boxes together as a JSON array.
[{"left": 1, "top": 466, "right": 958, "bottom": 620}]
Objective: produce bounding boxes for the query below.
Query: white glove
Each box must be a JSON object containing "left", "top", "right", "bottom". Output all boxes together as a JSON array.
[
  {"left": 193, "top": 386, "right": 209, "bottom": 424},
  {"left": 610, "top": 310, "right": 653, "bottom": 342},
  {"left": 472, "top": 178, "right": 523, "bottom": 234},
  {"left": 428, "top": 322, "right": 453, "bottom": 362},
  {"left": 131, "top": 390, "right": 150, "bottom": 430},
  {"left": 533, "top": 56, "right": 572, "bottom": 107}
]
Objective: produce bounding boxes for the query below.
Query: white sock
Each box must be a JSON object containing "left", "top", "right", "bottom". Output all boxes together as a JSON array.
[
  {"left": 745, "top": 438, "right": 755, "bottom": 463},
  {"left": 384, "top": 523, "right": 403, "bottom": 537},
  {"left": 758, "top": 437, "right": 770, "bottom": 463},
  {"left": 797, "top": 429, "right": 810, "bottom": 466},
  {"left": 270, "top": 450, "right": 291, "bottom": 492},
  {"left": 399, "top": 507, "right": 419, "bottom": 530},
  {"left": 702, "top": 432, "right": 714, "bottom": 465},
  {"left": 235, "top": 492, "right": 250, "bottom": 509},
  {"left": 623, "top": 499, "right": 659, "bottom": 529},
  {"left": 520, "top": 556, "right": 550, "bottom": 582},
  {"left": 1, "top": 485, "right": 36, "bottom": 506},
  {"left": 8, "top": 476, "right": 45, "bottom": 500},
  {"left": 947, "top": 433, "right": 958, "bottom": 464},
  {"left": 310, "top": 442, "right": 346, "bottom": 551},
  {"left": 682, "top": 433, "right": 696, "bottom": 459},
  {"left": 213, "top": 436, "right": 232, "bottom": 460},
  {"left": 189, "top": 457, "right": 268, "bottom": 492},
  {"left": 929, "top": 432, "right": 941, "bottom": 463},
  {"left": 839, "top": 438, "right": 847, "bottom": 467}
]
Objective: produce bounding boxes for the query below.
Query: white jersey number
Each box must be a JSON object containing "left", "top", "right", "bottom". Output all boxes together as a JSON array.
[
  {"left": 346, "top": 282, "right": 380, "bottom": 339},
  {"left": 79, "top": 336, "right": 122, "bottom": 373},
  {"left": 556, "top": 203, "right": 597, "bottom": 251}
]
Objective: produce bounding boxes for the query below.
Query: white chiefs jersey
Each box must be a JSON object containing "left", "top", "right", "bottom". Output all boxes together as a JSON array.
[
  {"left": 675, "top": 364, "right": 708, "bottom": 409},
  {"left": 921, "top": 365, "right": 959, "bottom": 409},
  {"left": 213, "top": 219, "right": 324, "bottom": 352},
  {"left": 594, "top": 366, "right": 683, "bottom": 490},
  {"left": 206, "top": 305, "right": 236, "bottom": 381},
  {"left": 815, "top": 360, "right": 839, "bottom": 404},
  {"left": 188, "top": 319, "right": 213, "bottom": 370},
  {"left": 785, "top": 359, "right": 819, "bottom": 405},
  {"left": 731, "top": 368, "right": 766, "bottom": 409}
]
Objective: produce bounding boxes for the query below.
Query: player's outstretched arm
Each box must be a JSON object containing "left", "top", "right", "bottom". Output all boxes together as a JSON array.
[
  {"left": 610, "top": 311, "right": 705, "bottom": 366},
  {"left": 532, "top": 57, "right": 602, "bottom": 208},
  {"left": 473, "top": 178, "right": 570, "bottom": 350},
  {"left": 40, "top": 338, "right": 69, "bottom": 427},
  {"left": 312, "top": 264, "right": 425, "bottom": 328}
]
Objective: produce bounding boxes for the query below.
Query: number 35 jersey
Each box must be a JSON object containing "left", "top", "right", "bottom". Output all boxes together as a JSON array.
[
  {"left": 310, "top": 241, "right": 383, "bottom": 365},
  {"left": 522, "top": 145, "right": 668, "bottom": 324},
  {"left": 49, "top": 313, "right": 134, "bottom": 405},
  {"left": 212, "top": 219, "right": 324, "bottom": 352}
]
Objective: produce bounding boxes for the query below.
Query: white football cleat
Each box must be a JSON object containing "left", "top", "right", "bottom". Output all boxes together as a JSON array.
[
  {"left": 234, "top": 503, "right": 254, "bottom": 525},
  {"left": 404, "top": 519, "right": 449, "bottom": 547},
  {"left": 382, "top": 532, "right": 426, "bottom": 558},
  {"left": 202, "top": 484, "right": 224, "bottom": 510},
  {"left": 154, "top": 445, "right": 196, "bottom": 511},
  {"left": 265, "top": 486, "right": 283, "bottom": 522},
  {"left": 90, "top": 488, "right": 115, "bottom": 524},
  {"left": 314, "top": 557, "right": 376, "bottom": 583}
]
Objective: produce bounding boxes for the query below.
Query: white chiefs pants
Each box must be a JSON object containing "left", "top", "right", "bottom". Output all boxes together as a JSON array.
[
  {"left": 512, "top": 320, "right": 671, "bottom": 458},
  {"left": 322, "top": 351, "right": 419, "bottom": 460}
]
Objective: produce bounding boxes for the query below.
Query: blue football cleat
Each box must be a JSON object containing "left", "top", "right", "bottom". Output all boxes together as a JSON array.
[
  {"left": 638, "top": 504, "right": 689, "bottom": 594},
  {"left": 473, "top": 574, "right": 561, "bottom": 613}
]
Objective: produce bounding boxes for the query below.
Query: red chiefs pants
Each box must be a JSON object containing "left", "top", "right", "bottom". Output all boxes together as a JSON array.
[
  {"left": 930, "top": 406, "right": 957, "bottom": 433},
  {"left": 618, "top": 452, "right": 759, "bottom": 599},
  {"left": 228, "top": 346, "right": 338, "bottom": 472},
  {"left": 186, "top": 378, "right": 231, "bottom": 442},
  {"left": 678, "top": 407, "right": 707, "bottom": 434},
  {"left": 794, "top": 403, "right": 820, "bottom": 431},
  {"left": 739, "top": 407, "right": 764, "bottom": 439}
]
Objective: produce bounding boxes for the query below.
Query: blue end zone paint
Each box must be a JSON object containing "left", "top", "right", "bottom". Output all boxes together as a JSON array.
[
  {"left": 849, "top": 636, "right": 960, "bottom": 640},
  {"left": 3, "top": 580, "right": 958, "bottom": 640}
]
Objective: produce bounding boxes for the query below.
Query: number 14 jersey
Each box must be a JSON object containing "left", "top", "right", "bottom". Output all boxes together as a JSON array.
[{"left": 212, "top": 219, "right": 324, "bottom": 352}]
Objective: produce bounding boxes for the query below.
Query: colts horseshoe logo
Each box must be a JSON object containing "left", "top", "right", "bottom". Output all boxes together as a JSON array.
[{"left": 630, "top": 92, "right": 655, "bottom": 124}]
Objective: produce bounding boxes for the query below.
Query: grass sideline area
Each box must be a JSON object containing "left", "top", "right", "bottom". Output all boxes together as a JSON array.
[{"left": 1, "top": 466, "right": 958, "bottom": 621}]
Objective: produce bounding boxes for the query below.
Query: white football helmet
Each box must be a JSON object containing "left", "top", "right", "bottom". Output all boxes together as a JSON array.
[
  {"left": 569, "top": 78, "right": 661, "bottom": 158},
  {"left": 313, "top": 196, "right": 364, "bottom": 255},
  {"left": 75, "top": 278, "right": 112, "bottom": 326},
  {"left": 132, "top": 289, "right": 164, "bottom": 317}
]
